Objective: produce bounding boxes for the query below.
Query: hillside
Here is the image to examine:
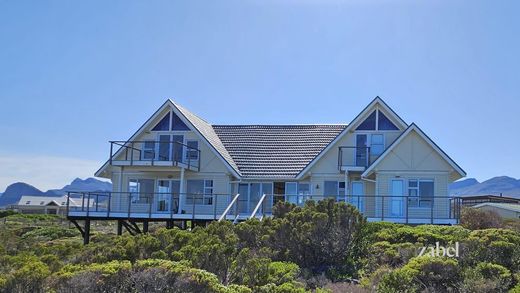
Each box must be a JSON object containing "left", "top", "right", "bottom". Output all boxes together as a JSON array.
[
  {"left": 450, "top": 176, "right": 520, "bottom": 197},
  {"left": 0, "top": 178, "right": 112, "bottom": 207}
]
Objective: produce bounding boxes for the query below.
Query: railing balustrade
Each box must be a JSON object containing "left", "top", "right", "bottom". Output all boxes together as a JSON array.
[
  {"left": 67, "top": 191, "right": 462, "bottom": 224},
  {"left": 338, "top": 146, "right": 371, "bottom": 169},
  {"left": 108, "top": 140, "right": 201, "bottom": 171}
]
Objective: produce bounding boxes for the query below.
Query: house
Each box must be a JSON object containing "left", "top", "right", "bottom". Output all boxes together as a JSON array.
[
  {"left": 67, "top": 97, "right": 466, "bottom": 244},
  {"left": 472, "top": 202, "right": 520, "bottom": 219},
  {"left": 16, "top": 195, "right": 90, "bottom": 215},
  {"left": 460, "top": 194, "right": 520, "bottom": 207}
]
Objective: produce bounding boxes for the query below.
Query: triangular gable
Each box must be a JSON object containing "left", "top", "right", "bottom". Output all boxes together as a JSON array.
[
  {"left": 296, "top": 96, "right": 408, "bottom": 179},
  {"left": 95, "top": 100, "right": 241, "bottom": 178},
  {"left": 361, "top": 123, "right": 466, "bottom": 179}
]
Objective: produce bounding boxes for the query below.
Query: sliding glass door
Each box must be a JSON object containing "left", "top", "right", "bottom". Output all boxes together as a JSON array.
[
  {"left": 238, "top": 183, "right": 273, "bottom": 214},
  {"left": 158, "top": 134, "right": 184, "bottom": 162},
  {"left": 156, "top": 180, "right": 180, "bottom": 213}
]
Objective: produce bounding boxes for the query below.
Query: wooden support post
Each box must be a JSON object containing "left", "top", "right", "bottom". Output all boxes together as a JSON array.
[
  {"left": 84, "top": 219, "right": 90, "bottom": 245},
  {"left": 117, "top": 220, "right": 123, "bottom": 235},
  {"left": 143, "top": 221, "right": 149, "bottom": 233}
]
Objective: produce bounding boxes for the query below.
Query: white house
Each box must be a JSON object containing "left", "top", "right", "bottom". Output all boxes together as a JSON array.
[{"left": 67, "top": 97, "right": 466, "bottom": 243}]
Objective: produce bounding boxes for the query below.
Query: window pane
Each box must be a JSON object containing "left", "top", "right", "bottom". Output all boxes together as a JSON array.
[
  {"left": 370, "top": 145, "right": 384, "bottom": 156},
  {"left": 298, "top": 183, "right": 310, "bottom": 195},
  {"left": 356, "top": 110, "right": 376, "bottom": 130},
  {"left": 408, "top": 179, "right": 418, "bottom": 188},
  {"left": 187, "top": 180, "right": 204, "bottom": 204},
  {"left": 143, "top": 141, "right": 155, "bottom": 160},
  {"left": 371, "top": 134, "right": 384, "bottom": 144},
  {"left": 419, "top": 181, "right": 434, "bottom": 198},
  {"left": 378, "top": 111, "right": 399, "bottom": 130},
  {"left": 370, "top": 134, "right": 384, "bottom": 156},
  {"left": 285, "top": 183, "right": 297, "bottom": 195},
  {"left": 172, "top": 112, "right": 190, "bottom": 130},
  {"left": 186, "top": 141, "right": 199, "bottom": 160},
  {"left": 324, "top": 181, "right": 338, "bottom": 198},
  {"left": 152, "top": 113, "right": 170, "bottom": 131}
]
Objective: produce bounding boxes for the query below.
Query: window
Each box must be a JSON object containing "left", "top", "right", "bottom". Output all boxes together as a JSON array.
[
  {"left": 324, "top": 181, "right": 346, "bottom": 200},
  {"left": 186, "top": 180, "right": 213, "bottom": 205},
  {"left": 129, "top": 179, "right": 154, "bottom": 203},
  {"left": 285, "top": 182, "right": 310, "bottom": 204},
  {"left": 25, "top": 201, "right": 31, "bottom": 205},
  {"left": 152, "top": 113, "right": 170, "bottom": 131},
  {"left": 356, "top": 109, "right": 399, "bottom": 131},
  {"left": 370, "top": 134, "right": 384, "bottom": 156},
  {"left": 142, "top": 140, "right": 156, "bottom": 160},
  {"left": 378, "top": 111, "right": 399, "bottom": 130},
  {"left": 408, "top": 179, "right": 434, "bottom": 208},
  {"left": 152, "top": 111, "right": 190, "bottom": 131},
  {"left": 185, "top": 140, "right": 199, "bottom": 161},
  {"left": 172, "top": 112, "right": 190, "bottom": 130},
  {"left": 356, "top": 110, "right": 376, "bottom": 130}
]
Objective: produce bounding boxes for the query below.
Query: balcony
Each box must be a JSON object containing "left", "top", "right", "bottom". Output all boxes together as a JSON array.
[
  {"left": 338, "top": 146, "right": 371, "bottom": 171},
  {"left": 109, "top": 140, "right": 200, "bottom": 171},
  {"left": 66, "top": 192, "right": 462, "bottom": 225}
]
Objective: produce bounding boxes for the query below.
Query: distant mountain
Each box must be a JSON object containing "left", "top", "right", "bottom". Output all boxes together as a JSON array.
[
  {"left": 450, "top": 176, "right": 520, "bottom": 197},
  {"left": 50, "top": 178, "right": 113, "bottom": 194},
  {"left": 0, "top": 178, "right": 112, "bottom": 207}
]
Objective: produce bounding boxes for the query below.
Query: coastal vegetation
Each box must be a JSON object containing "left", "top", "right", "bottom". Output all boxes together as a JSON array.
[{"left": 0, "top": 200, "right": 519, "bottom": 292}]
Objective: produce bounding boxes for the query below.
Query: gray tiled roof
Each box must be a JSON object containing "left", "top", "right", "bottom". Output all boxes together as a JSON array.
[
  {"left": 173, "top": 102, "right": 241, "bottom": 175},
  {"left": 212, "top": 125, "right": 347, "bottom": 178}
]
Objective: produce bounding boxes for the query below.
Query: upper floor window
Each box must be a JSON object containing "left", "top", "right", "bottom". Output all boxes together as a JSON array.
[
  {"left": 152, "top": 111, "right": 190, "bottom": 131},
  {"left": 356, "top": 109, "right": 399, "bottom": 131},
  {"left": 185, "top": 140, "right": 199, "bottom": 161},
  {"left": 142, "top": 141, "right": 156, "bottom": 160},
  {"left": 370, "top": 134, "right": 384, "bottom": 156}
]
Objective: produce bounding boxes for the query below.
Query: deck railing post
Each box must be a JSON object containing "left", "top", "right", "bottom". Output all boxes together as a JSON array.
[
  {"left": 107, "top": 193, "right": 111, "bottom": 217},
  {"left": 213, "top": 194, "right": 217, "bottom": 220},
  {"left": 187, "top": 144, "right": 191, "bottom": 169},
  {"left": 192, "top": 194, "right": 196, "bottom": 222},
  {"left": 381, "top": 196, "right": 384, "bottom": 221},
  {"left": 130, "top": 142, "right": 134, "bottom": 165},
  {"left": 81, "top": 193, "right": 85, "bottom": 212},
  {"left": 110, "top": 142, "right": 113, "bottom": 165},
  {"left": 66, "top": 192, "right": 71, "bottom": 216},
  {"left": 149, "top": 193, "right": 153, "bottom": 218},
  {"left": 431, "top": 200, "right": 434, "bottom": 224},
  {"left": 173, "top": 142, "right": 177, "bottom": 164},
  {"left": 170, "top": 193, "right": 174, "bottom": 220},
  {"left": 405, "top": 196, "right": 408, "bottom": 224},
  {"left": 86, "top": 193, "right": 91, "bottom": 217},
  {"left": 128, "top": 193, "right": 132, "bottom": 218}
]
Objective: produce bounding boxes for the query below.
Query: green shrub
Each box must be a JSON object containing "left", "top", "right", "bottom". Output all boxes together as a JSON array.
[
  {"left": 462, "top": 262, "right": 512, "bottom": 292},
  {"left": 461, "top": 207, "right": 503, "bottom": 230},
  {"left": 378, "top": 257, "right": 460, "bottom": 292}
]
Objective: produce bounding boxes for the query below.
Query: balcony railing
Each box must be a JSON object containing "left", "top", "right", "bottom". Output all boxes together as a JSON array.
[
  {"left": 338, "top": 146, "right": 371, "bottom": 170},
  {"left": 109, "top": 140, "right": 201, "bottom": 171},
  {"left": 67, "top": 192, "right": 462, "bottom": 224}
]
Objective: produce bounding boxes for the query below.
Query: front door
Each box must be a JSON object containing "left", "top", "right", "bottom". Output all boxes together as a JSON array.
[
  {"left": 156, "top": 180, "right": 180, "bottom": 213},
  {"left": 390, "top": 179, "right": 404, "bottom": 217},
  {"left": 351, "top": 181, "right": 364, "bottom": 212}
]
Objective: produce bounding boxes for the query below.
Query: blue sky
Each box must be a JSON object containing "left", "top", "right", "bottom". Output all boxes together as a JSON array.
[{"left": 0, "top": 0, "right": 519, "bottom": 191}]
